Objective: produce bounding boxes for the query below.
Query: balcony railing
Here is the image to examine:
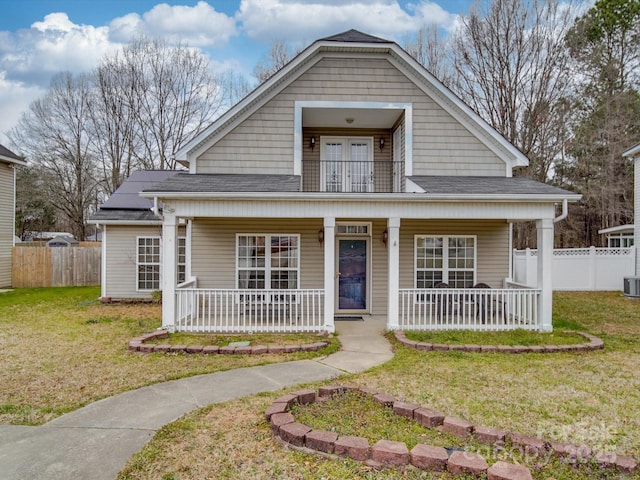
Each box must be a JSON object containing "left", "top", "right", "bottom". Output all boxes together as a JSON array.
[
  {"left": 398, "top": 287, "right": 541, "bottom": 331},
  {"left": 302, "top": 160, "right": 404, "bottom": 193},
  {"left": 175, "top": 288, "right": 325, "bottom": 333}
]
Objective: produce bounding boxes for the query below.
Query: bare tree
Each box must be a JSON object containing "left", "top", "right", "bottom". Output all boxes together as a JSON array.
[
  {"left": 451, "top": 0, "right": 575, "bottom": 183},
  {"left": 9, "top": 73, "right": 98, "bottom": 240},
  {"left": 120, "top": 38, "right": 226, "bottom": 170},
  {"left": 560, "top": 0, "right": 640, "bottom": 246},
  {"left": 404, "top": 23, "right": 454, "bottom": 86},
  {"left": 87, "top": 56, "right": 139, "bottom": 195},
  {"left": 253, "top": 40, "right": 301, "bottom": 83}
]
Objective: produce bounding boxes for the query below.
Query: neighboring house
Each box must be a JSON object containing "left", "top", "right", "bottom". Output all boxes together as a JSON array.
[
  {"left": 94, "top": 30, "right": 580, "bottom": 333},
  {"left": 46, "top": 236, "right": 79, "bottom": 247},
  {"left": 0, "top": 144, "right": 27, "bottom": 287},
  {"left": 598, "top": 225, "right": 634, "bottom": 248}
]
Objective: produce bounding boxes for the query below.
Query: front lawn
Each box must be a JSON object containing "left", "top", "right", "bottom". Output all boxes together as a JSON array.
[
  {"left": 119, "top": 291, "right": 640, "bottom": 480},
  {"left": 0, "top": 287, "right": 336, "bottom": 425}
]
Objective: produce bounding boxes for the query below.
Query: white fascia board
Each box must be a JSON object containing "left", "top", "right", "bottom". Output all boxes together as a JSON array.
[
  {"left": 87, "top": 219, "right": 162, "bottom": 226},
  {"left": 0, "top": 155, "right": 27, "bottom": 166},
  {"left": 598, "top": 225, "right": 634, "bottom": 235},
  {"left": 385, "top": 45, "right": 529, "bottom": 170},
  {"left": 141, "top": 191, "right": 581, "bottom": 204},
  {"left": 622, "top": 142, "right": 640, "bottom": 158}
]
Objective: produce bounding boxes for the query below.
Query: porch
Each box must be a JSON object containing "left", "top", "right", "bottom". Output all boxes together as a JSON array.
[{"left": 173, "top": 283, "right": 541, "bottom": 333}]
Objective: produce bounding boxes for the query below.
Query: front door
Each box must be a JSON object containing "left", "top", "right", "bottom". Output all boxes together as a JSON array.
[{"left": 337, "top": 238, "right": 368, "bottom": 311}]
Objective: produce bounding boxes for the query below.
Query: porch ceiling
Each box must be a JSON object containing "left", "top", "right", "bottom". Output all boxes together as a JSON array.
[{"left": 302, "top": 107, "right": 403, "bottom": 129}]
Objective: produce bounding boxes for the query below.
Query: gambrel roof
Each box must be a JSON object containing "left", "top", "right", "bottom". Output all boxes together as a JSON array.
[{"left": 174, "top": 29, "right": 529, "bottom": 170}]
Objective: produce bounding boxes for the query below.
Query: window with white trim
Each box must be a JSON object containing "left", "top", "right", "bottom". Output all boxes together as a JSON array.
[
  {"left": 237, "top": 234, "right": 299, "bottom": 289},
  {"left": 177, "top": 237, "right": 187, "bottom": 284},
  {"left": 137, "top": 236, "right": 160, "bottom": 291},
  {"left": 415, "top": 236, "right": 476, "bottom": 288}
]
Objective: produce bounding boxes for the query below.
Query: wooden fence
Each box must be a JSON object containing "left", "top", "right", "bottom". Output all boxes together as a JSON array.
[{"left": 12, "top": 246, "right": 101, "bottom": 288}]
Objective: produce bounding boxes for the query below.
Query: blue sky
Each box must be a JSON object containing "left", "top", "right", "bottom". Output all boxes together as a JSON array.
[{"left": 0, "top": 0, "right": 476, "bottom": 143}]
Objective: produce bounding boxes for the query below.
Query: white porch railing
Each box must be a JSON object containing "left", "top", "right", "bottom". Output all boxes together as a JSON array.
[
  {"left": 398, "top": 287, "right": 541, "bottom": 331},
  {"left": 175, "top": 288, "right": 325, "bottom": 333}
]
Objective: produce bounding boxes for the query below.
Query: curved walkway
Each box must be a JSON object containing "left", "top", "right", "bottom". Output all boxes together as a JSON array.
[{"left": 0, "top": 317, "right": 393, "bottom": 480}]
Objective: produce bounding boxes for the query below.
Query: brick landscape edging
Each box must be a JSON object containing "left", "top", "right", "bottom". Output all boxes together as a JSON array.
[
  {"left": 128, "top": 330, "right": 328, "bottom": 354},
  {"left": 393, "top": 330, "right": 604, "bottom": 353},
  {"left": 267, "top": 386, "right": 637, "bottom": 478}
]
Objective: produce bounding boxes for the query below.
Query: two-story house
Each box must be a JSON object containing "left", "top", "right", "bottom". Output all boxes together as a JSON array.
[{"left": 92, "top": 30, "right": 579, "bottom": 333}]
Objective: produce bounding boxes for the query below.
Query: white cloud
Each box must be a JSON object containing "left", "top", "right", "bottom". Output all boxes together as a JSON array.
[
  {"left": 109, "top": 2, "right": 237, "bottom": 47},
  {"left": 0, "top": 13, "right": 116, "bottom": 86},
  {"left": 0, "top": 72, "right": 44, "bottom": 144},
  {"left": 237, "top": 0, "right": 458, "bottom": 43}
]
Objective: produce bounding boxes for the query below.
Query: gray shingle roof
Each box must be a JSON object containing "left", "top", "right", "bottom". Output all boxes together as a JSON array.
[
  {"left": 409, "top": 176, "right": 578, "bottom": 197},
  {"left": 142, "top": 173, "right": 301, "bottom": 193},
  {"left": 101, "top": 170, "right": 180, "bottom": 210},
  {"left": 319, "top": 29, "right": 392, "bottom": 44},
  {"left": 0, "top": 144, "right": 24, "bottom": 163},
  {"left": 90, "top": 209, "right": 161, "bottom": 222}
]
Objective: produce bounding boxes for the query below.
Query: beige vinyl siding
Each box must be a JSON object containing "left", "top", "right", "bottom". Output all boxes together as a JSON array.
[
  {"left": 103, "top": 224, "right": 186, "bottom": 299},
  {"left": 104, "top": 225, "right": 162, "bottom": 299},
  {"left": 0, "top": 163, "right": 14, "bottom": 287},
  {"left": 369, "top": 219, "right": 389, "bottom": 315},
  {"left": 190, "top": 218, "right": 324, "bottom": 290},
  {"left": 399, "top": 220, "right": 510, "bottom": 290},
  {"left": 189, "top": 217, "right": 508, "bottom": 315},
  {"left": 197, "top": 56, "right": 504, "bottom": 176}
]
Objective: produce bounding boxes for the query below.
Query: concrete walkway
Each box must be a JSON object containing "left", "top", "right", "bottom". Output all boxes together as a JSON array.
[{"left": 0, "top": 317, "right": 393, "bottom": 480}]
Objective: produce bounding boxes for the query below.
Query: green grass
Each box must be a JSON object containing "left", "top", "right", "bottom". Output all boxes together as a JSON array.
[
  {"left": 403, "top": 328, "right": 585, "bottom": 346},
  {"left": 149, "top": 332, "right": 336, "bottom": 348},
  {"left": 118, "top": 291, "right": 640, "bottom": 479},
  {"left": 0, "top": 287, "right": 337, "bottom": 425},
  {"left": 290, "top": 390, "right": 463, "bottom": 449}
]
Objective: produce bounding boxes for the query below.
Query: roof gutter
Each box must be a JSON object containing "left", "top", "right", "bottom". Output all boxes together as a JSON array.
[
  {"left": 140, "top": 191, "right": 582, "bottom": 204},
  {"left": 553, "top": 198, "right": 569, "bottom": 223}
]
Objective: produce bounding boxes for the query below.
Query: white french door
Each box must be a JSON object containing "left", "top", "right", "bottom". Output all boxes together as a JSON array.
[{"left": 320, "top": 137, "right": 373, "bottom": 193}]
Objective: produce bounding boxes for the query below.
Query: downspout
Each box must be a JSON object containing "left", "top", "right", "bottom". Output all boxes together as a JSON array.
[
  {"left": 152, "top": 197, "right": 159, "bottom": 217},
  {"left": 553, "top": 198, "right": 568, "bottom": 223}
]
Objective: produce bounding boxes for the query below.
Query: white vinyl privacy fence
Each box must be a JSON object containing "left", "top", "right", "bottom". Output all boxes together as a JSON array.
[{"left": 513, "top": 247, "right": 635, "bottom": 291}]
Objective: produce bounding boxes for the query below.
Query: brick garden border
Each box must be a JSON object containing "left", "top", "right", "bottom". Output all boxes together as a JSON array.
[
  {"left": 267, "top": 386, "right": 637, "bottom": 479},
  {"left": 128, "top": 330, "right": 328, "bottom": 354},
  {"left": 394, "top": 330, "right": 604, "bottom": 354}
]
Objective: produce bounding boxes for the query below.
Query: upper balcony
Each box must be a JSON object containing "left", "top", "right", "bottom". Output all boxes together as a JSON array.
[{"left": 302, "top": 160, "right": 404, "bottom": 193}]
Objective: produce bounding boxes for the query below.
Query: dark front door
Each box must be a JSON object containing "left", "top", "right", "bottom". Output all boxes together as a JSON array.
[{"left": 337, "top": 238, "right": 367, "bottom": 311}]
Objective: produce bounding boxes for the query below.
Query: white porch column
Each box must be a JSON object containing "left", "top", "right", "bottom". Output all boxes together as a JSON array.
[
  {"left": 537, "top": 218, "right": 554, "bottom": 331},
  {"left": 162, "top": 213, "right": 177, "bottom": 331},
  {"left": 323, "top": 217, "right": 336, "bottom": 333},
  {"left": 386, "top": 217, "right": 401, "bottom": 330}
]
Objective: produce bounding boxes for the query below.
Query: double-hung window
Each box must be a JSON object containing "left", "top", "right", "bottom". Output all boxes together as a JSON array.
[
  {"left": 237, "top": 234, "right": 299, "bottom": 290},
  {"left": 137, "top": 235, "right": 187, "bottom": 290},
  {"left": 415, "top": 236, "right": 476, "bottom": 288},
  {"left": 137, "top": 236, "right": 161, "bottom": 291}
]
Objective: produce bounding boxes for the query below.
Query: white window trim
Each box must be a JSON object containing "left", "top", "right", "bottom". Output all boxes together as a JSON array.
[
  {"left": 137, "top": 236, "right": 161, "bottom": 292},
  {"left": 414, "top": 235, "right": 477, "bottom": 288},
  {"left": 336, "top": 221, "right": 372, "bottom": 236},
  {"left": 235, "top": 234, "right": 300, "bottom": 290},
  {"left": 320, "top": 136, "right": 374, "bottom": 193},
  {"left": 177, "top": 236, "right": 187, "bottom": 284},
  {"left": 294, "top": 101, "right": 413, "bottom": 176}
]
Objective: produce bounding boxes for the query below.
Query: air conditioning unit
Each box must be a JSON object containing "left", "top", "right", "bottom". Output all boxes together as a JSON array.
[{"left": 623, "top": 277, "right": 640, "bottom": 297}]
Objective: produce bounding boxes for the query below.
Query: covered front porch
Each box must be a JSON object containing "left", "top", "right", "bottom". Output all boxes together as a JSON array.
[
  {"left": 172, "top": 283, "right": 541, "bottom": 333},
  {"left": 155, "top": 201, "right": 558, "bottom": 334}
]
